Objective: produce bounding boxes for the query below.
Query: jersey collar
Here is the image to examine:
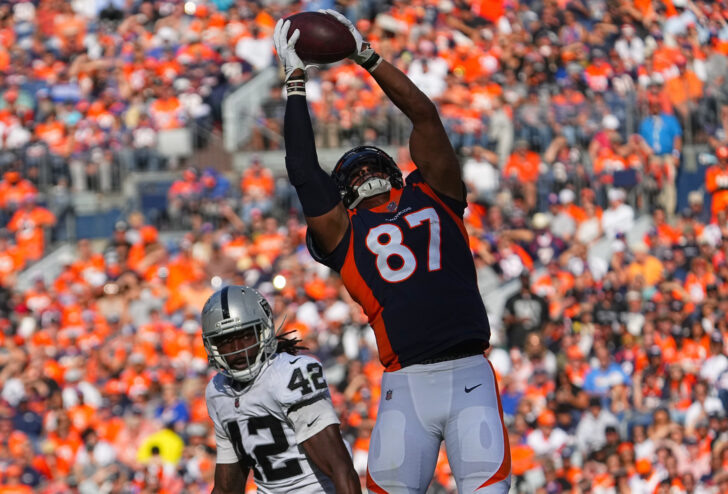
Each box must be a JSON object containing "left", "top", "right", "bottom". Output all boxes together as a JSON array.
[{"left": 367, "top": 188, "right": 403, "bottom": 213}]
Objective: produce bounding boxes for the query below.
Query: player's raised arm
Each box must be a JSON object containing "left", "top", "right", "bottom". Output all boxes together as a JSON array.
[
  {"left": 301, "top": 424, "right": 361, "bottom": 493},
  {"left": 211, "top": 462, "right": 248, "bottom": 494},
  {"left": 274, "top": 20, "right": 350, "bottom": 256},
  {"left": 322, "top": 9, "right": 463, "bottom": 202}
]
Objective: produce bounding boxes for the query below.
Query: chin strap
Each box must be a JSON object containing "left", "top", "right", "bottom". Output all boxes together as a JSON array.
[{"left": 348, "top": 177, "right": 392, "bottom": 209}]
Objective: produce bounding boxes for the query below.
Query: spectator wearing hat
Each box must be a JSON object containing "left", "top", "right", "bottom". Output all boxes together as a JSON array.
[
  {"left": 545, "top": 191, "right": 577, "bottom": 242},
  {"left": 526, "top": 214, "right": 565, "bottom": 266},
  {"left": 639, "top": 95, "right": 683, "bottom": 217},
  {"left": 622, "top": 290, "right": 646, "bottom": 336},
  {"left": 602, "top": 188, "right": 634, "bottom": 239},
  {"left": 628, "top": 241, "right": 664, "bottom": 286},
  {"left": 629, "top": 457, "right": 658, "bottom": 494},
  {"left": 527, "top": 409, "right": 570, "bottom": 457},
  {"left": 575, "top": 395, "right": 619, "bottom": 456},
  {"left": 588, "top": 114, "right": 622, "bottom": 164},
  {"left": 687, "top": 190, "right": 711, "bottom": 225},
  {"left": 684, "top": 380, "right": 724, "bottom": 436},
  {"left": 503, "top": 270, "right": 549, "bottom": 349},
  {"left": 615, "top": 24, "right": 645, "bottom": 70},
  {"left": 584, "top": 344, "right": 632, "bottom": 398}
]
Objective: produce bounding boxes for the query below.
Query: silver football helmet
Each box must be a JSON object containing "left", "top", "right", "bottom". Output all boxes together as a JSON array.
[{"left": 201, "top": 285, "right": 278, "bottom": 382}]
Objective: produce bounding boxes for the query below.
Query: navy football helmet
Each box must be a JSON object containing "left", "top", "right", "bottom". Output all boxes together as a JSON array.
[{"left": 332, "top": 146, "right": 404, "bottom": 209}]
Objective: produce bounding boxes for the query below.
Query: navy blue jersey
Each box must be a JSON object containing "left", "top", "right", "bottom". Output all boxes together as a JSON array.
[{"left": 308, "top": 170, "right": 490, "bottom": 370}]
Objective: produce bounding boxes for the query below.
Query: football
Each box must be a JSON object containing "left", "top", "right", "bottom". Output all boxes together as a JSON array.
[{"left": 285, "top": 12, "right": 356, "bottom": 64}]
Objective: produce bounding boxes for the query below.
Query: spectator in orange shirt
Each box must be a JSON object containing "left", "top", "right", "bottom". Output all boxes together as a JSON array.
[
  {"left": 0, "top": 464, "right": 32, "bottom": 494},
  {"left": 0, "top": 171, "right": 37, "bottom": 218},
  {"left": 168, "top": 168, "right": 202, "bottom": 229},
  {"left": 628, "top": 241, "right": 665, "bottom": 286},
  {"left": 666, "top": 55, "right": 703, "bottom": 122},
  {"left": 252, "top": 216, "right": 285, "bottom": 269},
  {"left": 0, "top": 229, "right": 24, "bottom": 287},
  {"left": 240, "top": 156, "right": 275, "bottom": 222},
  {"left": 706, "top": 145, "right": 728, "bottom": 220},
  {"left": 7, "top": 195, "right": 56, "bottom": 262},
  {"left": 646, "top": 206, "right": 681, "bottom": 249},
  {"left": 149, "top": 84, "right": 186, "bottom": 130},
  {"left": 504, "top": 139, "right": 541, "bottom": 210}
]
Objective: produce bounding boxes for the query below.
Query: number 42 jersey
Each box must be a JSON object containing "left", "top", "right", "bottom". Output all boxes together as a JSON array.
[{"left": 206, "top": 352, "right": 340, "bottom": 493}]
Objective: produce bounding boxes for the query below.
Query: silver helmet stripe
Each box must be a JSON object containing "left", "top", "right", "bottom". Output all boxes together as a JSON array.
[
  {"left": 202, "top": 285, "right": 278, "bottom": 383},
  {"left": 220, "top": 286, "right": 231, "bottom": 319}
]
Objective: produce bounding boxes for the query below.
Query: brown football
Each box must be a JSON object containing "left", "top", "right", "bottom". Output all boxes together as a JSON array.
[{"left": 285, "top": 12, "right": 356, "bottom": 64}]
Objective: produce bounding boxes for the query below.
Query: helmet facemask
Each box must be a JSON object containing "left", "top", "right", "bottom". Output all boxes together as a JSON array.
[
  {"left": 332, "top": 146, "right": 403, "bottom": 209},
  {"left": 202, "top": 287, "right": 278, "bottom": 383}
]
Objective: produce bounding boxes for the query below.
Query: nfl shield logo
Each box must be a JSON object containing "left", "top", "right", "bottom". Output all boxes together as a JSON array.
[
  {"left": 234, "top": 397, "right": 240, "bottom": 408},
  {"left": 387, "top": 201, "right": 397, "bottom": 212},
  {"left": 385, "top": 390, "right": 392, "bottom": 400}
]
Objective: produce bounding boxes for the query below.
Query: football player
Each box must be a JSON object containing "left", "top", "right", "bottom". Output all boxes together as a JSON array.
[
  {"left": 202, "top": 285, "right": 360, "bottom": 494},
  {"left": 274, "top": 12, "right": 511, "bottom": 494}
]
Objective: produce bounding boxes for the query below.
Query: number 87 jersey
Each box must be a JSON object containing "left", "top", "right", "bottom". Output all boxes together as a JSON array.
[
  {"left": 206, "top": 352, "right": 340, "bottom": 493},
  {"left": 309, "top": 170, "right": 492, "bottom": 371}
]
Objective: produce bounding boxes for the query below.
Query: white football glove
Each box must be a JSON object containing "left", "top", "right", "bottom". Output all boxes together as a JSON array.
[
  {"left": 274, "top": 19, "right": 305, "bottom": 81},
  {"left": 319, "top": 9, "right": 379, "bottom": 68}
]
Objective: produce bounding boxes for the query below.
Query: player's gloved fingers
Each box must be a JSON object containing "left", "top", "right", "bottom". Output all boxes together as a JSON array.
[
  {"left": 273, "top": 21, "right": 283, "bottom": 51},
  {"left": 288, "top": 28, "right": 301, "bottom": 48},
  {"left": 281, "top": 20, "right": 292, "bottom": 39},
  {"left": 323, "top": 9, "right": 354, "bottom": 30},
  {"left": 321, "top": 9, "right": 341, "bottom": 20}
]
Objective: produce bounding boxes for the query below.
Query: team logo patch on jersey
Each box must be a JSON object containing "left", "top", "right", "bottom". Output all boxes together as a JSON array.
[{"left": 385, "top": 390, "right": 392, "bottom": 400}]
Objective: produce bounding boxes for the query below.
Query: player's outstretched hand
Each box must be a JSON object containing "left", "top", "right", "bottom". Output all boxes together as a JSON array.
[
  {"left": 319, "top": 9, "right": 377, "bottom": 66},
  {"left": 274, "top": 19, "right": 305, "bottom": 81}
]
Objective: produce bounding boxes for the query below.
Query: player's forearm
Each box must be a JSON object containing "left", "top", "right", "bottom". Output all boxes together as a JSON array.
[
  {"left": 283, "top": 82, "right": 341, "bottom": 218},
  {"left": 284, "top": 82, "right": 319, "bottom": 170},
  {"left": 370, "top": 60, "right": 438, "bottom": 125},
  {"left": 331, "top": 468, "right": 362, "bottom": 494},
  {"left": 211, "top": 486, "right": 238, "bottom": 494},
  {"left": 211, "top": 463, "right": 246, "bottom": 494}
]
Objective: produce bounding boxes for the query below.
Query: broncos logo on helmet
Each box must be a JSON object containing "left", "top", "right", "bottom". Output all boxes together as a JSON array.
[{"left": 332, "top": 146, "right": 404, "bottom": 209}]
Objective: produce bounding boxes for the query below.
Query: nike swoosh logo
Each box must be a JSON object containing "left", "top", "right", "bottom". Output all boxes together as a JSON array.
[
  {"left": 289, "top": 358, "right": 301, "bottom": 364},
  {"left": 464, "top": 384, "right": 482, "bottom": 393},
  {"left": 306, "top": 416, "right": 319, "bottom": 427}
]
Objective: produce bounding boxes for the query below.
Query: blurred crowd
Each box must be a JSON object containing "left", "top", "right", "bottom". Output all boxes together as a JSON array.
[
  {"left": 1, "top": 0, "right": 728, "bottom": 493},
  {"left": 0, "top": 0, "right": 277, "bottom": 204}
]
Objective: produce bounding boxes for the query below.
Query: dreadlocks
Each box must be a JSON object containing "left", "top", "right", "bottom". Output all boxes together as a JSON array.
[{"left": 276, "top": 330, "right": 307, "bottom": 355}]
